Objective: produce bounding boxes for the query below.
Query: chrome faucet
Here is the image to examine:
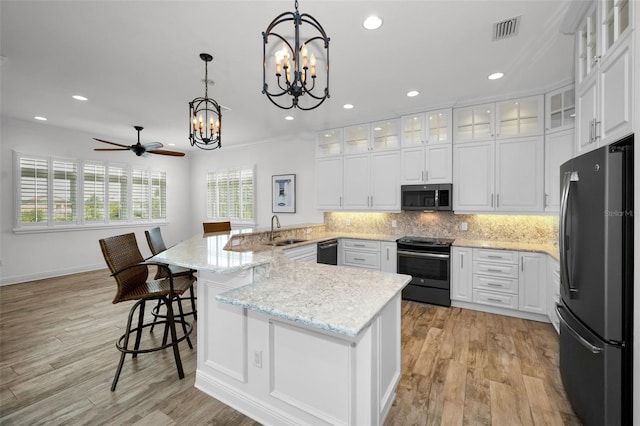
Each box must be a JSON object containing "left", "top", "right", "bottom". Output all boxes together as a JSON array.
[{"left": 270, "top": 215, "right": 281, "bottom": 241}]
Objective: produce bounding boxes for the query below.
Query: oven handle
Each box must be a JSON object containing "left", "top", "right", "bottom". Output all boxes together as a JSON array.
[{"left": 397, "top": 250, "right": 450, "bottom": 259}]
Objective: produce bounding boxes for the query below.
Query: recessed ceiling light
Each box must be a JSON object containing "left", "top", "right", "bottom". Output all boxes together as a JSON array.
[
  {"left": 72, "top": 95, "right": 88, "bottom": 101},
  {"left": 285, "top": 115, "right": 294, "bottom": 121},
  {"left": 343, "top": 104, "right": 354, "bottom": 109},
  {"left": 363, "top": 15, "right": 383, "bottom": 30},
  {"left": 488, "top": 72, "right": 504, "bottom": 80},
  {"left": 407, "top": 90, "right": 419, "bottom": 97},
  {"left": 34, "top": 116, "right": 47, "bottom": 121}
]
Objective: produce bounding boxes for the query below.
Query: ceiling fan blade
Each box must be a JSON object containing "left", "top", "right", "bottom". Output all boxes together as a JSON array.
[
  {"left": 94, "top": 148, "right": 130, "bottom": 151},
  {"left": 147, "top": 149, "right": 186, "bottom": 157},
  {"left": 93, "top": 138, "right": 130, "bottom": 148},
  {"left": 143, "top": 142, "right": 163, "bottom": 151}
]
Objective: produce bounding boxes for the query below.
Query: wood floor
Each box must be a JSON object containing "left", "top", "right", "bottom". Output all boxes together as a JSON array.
[{"left": 0, "top": 269, "right": 580, "bottom": 425}]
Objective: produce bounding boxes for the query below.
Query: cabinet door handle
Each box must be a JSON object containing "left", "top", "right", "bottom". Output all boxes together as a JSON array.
[
  {"left": 425, "top": 170, "right": 428, "bottom": 182},
  {"left": 594, "top": 120, "right": 600, "bottom": 140},
  {"left": 460, "top": 253, "right": 464, "bottom": 269},
  {"left": 497, "top": 194, "right": 500, "bottom": 208},
  {"left": 521, "top": 257, "right": 524, "bottom": 272},
  {"left": 340, "top": 196, "right": 343, "bottom": 207},
  {"left": 589, "top": 118, "right": 594, "bottom": 143},
  {"left": 545, "top": 193, "right": 548, "bottom": 207},
  {"left": 491, "top": 193, "right": 494, "bottom": 208},
  {"left": 387, "top": 248, "right": 390, "bottom": 261}
]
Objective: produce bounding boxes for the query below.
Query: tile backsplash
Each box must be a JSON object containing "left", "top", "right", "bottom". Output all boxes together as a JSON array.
[{"left": 324, "top": 211, "right": 558, "bottom": 245}]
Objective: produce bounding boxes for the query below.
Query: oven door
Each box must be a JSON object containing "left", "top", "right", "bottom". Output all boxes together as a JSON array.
[{"left": 397, "top": 250, "right": 450, "bottom": 289}]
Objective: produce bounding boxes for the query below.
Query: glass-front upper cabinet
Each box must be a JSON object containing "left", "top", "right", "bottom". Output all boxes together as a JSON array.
[
  {"left": 426, "top": 108, "right": 452, "bottom": 144},
  {"left": 401, "top": 114, "right": 424, "bottom": 147},
  {"left": 343, "top": 124, "right": 371, "bottom": 155},
  {"left": 578, "top": 4, "right": 598, "bottom": 84},
  {"left": 495, "top": 95, "right": 544, "bottom": 138},
  {"left": 316, "top": 128, "right": 343, "bottom": 157},
  {"left": 371, "top": 119, "right": 400, "bottom": 151},
  {"left": 546, "top": 85, "right": 575, "bottom": 132},
  {"left": 453, "top": 103, "right": 494, "bottom": 142},
  {"left": 601, "top": 0, "right": 630, "bottom": 54}
]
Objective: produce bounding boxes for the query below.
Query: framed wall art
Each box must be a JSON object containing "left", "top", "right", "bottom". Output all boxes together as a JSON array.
[{"left": 272, "top": 174, "right": 296, "bottom": 213}]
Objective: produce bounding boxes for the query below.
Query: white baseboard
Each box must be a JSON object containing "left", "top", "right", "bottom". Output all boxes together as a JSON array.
[
  {"left": 0, "top": 263, "right": 106, "bottom": 286},
  {"left": 451, "top": 300, "right": 550, "bottom": 323}
]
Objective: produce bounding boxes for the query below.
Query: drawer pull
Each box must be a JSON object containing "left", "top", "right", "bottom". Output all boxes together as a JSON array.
[
  {"left": 487, "top": 283, "right": 502, "bottom": 287},
  {"left": 354, "top": 257, "right": 365, "bottom": 261},
  {"left": 487, "top": 255, "right": 503, "bottom": 259},
  {"left": 354, "top": 244, "right": 365, "bottom": 248},
  {"left": 487, "top": 269, "right": 503, "bottom": 273},
  {"left": 487, "top": 298, "right": 503, "bottom": 303}
]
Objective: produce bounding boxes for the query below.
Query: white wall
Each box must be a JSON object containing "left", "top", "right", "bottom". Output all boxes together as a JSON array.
[
  {"left": 0, "top": 117, "right": 192, "bottom": 285},
  {"left": 188, "top": 132, "right": 323, "bottom": 235}
]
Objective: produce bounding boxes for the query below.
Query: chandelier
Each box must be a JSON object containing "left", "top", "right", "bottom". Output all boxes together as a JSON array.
[
  {"left": 189, "top": 53, "right": 222, "bottom": 150},
  {"left": 262, "top": 0, "right": 330, "bottom": 110}
]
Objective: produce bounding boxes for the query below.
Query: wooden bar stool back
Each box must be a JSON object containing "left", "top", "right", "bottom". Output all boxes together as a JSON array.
[
  {"left": 202, "top": 221, "right": 231, "bottom": 233},
  {"left": 99, "top": 232, "right": 195, "bottom": 391}
]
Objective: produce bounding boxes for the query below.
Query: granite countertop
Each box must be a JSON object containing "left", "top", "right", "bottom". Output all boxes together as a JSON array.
[
  {"left": 217, "top": 254, "right": 411, "bottom": 337},
  {"left": 453, "top": 239, "right": 560, "bottom": 260},
  {"left": 152, "top": 232, "right": 273, "bottom": 273}
]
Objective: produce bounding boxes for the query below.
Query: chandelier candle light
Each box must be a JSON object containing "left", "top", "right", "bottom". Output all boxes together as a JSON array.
[
  {"left": 262, "top": 0, "right": 330, "bottom": 110},
  {"left": 189, "top": 53, "right": 222, "bottom": 150}
]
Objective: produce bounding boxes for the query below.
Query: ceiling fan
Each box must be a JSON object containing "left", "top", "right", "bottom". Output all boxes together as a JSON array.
[{"left": 93, "top": 126, "right": 185, "bottom": 157}]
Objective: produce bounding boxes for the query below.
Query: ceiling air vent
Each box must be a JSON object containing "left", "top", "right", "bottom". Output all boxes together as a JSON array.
[{"left": 492, "top": 16, "right": 520, "bottom": 41}]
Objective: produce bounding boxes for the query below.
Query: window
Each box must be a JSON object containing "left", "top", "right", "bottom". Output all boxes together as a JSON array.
[
  {"left": 15, "top": 152, "right": 168, "bottom": 231},
  {"left": 207, "top": 167, "right": 255, "bottom": 224}
]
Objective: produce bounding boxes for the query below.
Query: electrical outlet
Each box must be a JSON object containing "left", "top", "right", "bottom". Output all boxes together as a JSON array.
[
  {"left": 253, "top": 350, "right": 262, "bottom": 368},
  {"left": 346, "top": 219, "right": 351, "bottom": 226},
  {"left": 460, "top": 222, "right": 468, "bottom": 231},
  {"left": 391, "top": 220, "right": 397, "bottom": 228}
]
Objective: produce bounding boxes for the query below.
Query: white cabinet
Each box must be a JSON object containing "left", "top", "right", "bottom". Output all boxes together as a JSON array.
[
  {"left": 371, "top": 119, "right": 401, "bottom": 151},
  {"left": 453, "top": 96, "right": 543, "bottom": 143},
  {"left": 343, "top": 124, "right": 371, "bottom": 155},
  {"left": 400, "top": 109, "right": 452, "bottom": 184},
  {"left": 315, "top": 156, "right": 343, "bottom": 210},
  {"left": 283, "top": 244, "right": 317, "bottom": 262},
  {"left": 544, "top": 129, "right": 574, "bottom": 212},
  {"left": 494, "top": 136, "right": 544, "bottom": 212},
  {"left": 545, "top": 84, "right": 576, "bottom": 132},
  {"left": 518, "top": 252, "right": 547, "bottom": 315},
  {"left": 343, "top": 151, "right": 400, "bottom": 211},
  {"left": 471, "top": 248, "right": 519, "bottom": 310},
  {"left": 316, "top": 128, "right": 342, "bottom": 157},
  {"left": 575, "top": 1, "right": 634, "bottom": 154},
  {"left": 453, "top": 137, "right": 543, "bottom": 213},
  {"left": 547, "top": 257, "right": 560, "bottom": 334},
  {"left": 451, "top": 247, "right": 472, "bottom": 302},
  {"left": 341, "top": 239, "right": 381, "bottom": 270},
  {"left": 380, "top": 242, "right": 397, "bottom": 273}
]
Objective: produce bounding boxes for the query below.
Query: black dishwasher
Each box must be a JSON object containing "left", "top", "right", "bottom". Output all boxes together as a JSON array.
[{"left": 317, "top": 239, "right": 338, "bottom": 265}]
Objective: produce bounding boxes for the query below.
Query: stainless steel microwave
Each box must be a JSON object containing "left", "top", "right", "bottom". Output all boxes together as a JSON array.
[{"left": 401, "top": 184, "right": 452, "bottom": 211}]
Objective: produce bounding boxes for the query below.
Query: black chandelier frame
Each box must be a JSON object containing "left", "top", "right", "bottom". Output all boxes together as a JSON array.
[
  {"left": 262, "top": 0, "right": 330, "bottom": 110},
  {"left": 189, "top": 53, "right": 222, "bottom": 150}
]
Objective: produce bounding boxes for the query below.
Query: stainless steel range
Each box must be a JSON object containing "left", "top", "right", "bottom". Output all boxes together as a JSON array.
[{"left": 396, "top": 236, "right": 454, "bottom": 306}]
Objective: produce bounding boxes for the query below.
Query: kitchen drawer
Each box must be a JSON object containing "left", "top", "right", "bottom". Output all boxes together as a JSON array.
[
  {"left": 342, "top": 249, "right": 380, "bottom": 269},
  {"left": 472, "top": 261, "right": 519, "bottom": 278},
  {"left": 472, "top": 274, "right": 518, "bottom": 294},
  {"left": 341, "top": 239, "right": 380, "bottom": 251},
  {"left": 472, "top": 289, "right": 519, "bottom": 310},
  {"left": 473, "top": 249, "right": 518, "bottom": 264}
]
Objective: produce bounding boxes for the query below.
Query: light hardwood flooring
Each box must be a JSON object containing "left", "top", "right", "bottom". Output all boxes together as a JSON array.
[{"left": 0, "top": 269, "right": 579, "bottom": 425}]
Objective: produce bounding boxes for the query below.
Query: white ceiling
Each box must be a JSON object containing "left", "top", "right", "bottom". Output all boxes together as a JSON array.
[{"left": 0, "top": 0, "right": 575, "bottom": 153}]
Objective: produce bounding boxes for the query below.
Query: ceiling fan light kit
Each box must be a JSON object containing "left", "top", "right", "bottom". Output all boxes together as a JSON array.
[
  {"left": 93, "top": 126, "right": 185, "bottom": 157},
  {"left": 262, "top": 0, "right": 330, "bottom": 111},
  {"left": 189, "top": 53, "right": 222, "bottom": 150}
]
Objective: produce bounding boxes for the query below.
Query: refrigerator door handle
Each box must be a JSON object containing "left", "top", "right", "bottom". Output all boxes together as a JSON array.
[
  {"left": 556, "top": 305, "right": 604, "bottom": 354},
  {"left": 559, "top": 170, "right": 580, "bottom": 295}
]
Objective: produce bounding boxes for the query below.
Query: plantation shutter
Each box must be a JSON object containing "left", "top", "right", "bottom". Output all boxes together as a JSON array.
[
  {"left": 150, "top": 171, "right": 166, "bottom": 219},
  {"left": 108, "top": 165, "right": 128, "bottom": 221},
  {"left": 19, "top": 157, "right": 49, "bottom": 224},
  {"left": 132, "top": 169, "right": 150, "bottom": 220},
  {"left": 206, "top": 167, "right": 254, "bottom": 222},
  {"left": 83, "top": 163, "right": 106, "bottom": 221},
  {"left": 52, "top": 160, "right": 77, "bottom": 223}
]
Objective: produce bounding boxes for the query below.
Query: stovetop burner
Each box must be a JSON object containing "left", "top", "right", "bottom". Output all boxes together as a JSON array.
[{"left": 396, "top": 236, "right": 454, "bottom": 247}]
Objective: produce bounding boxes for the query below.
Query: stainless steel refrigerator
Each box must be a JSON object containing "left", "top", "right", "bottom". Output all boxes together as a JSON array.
[{"left": 557, "top": 134, "right": 633, "bottom": 425}]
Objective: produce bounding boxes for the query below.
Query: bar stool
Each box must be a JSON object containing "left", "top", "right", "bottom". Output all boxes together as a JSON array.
[
  {"left": 203, "top": 221, "right": 231, "bottom": 233},
  {"left": 145, "top": 227, "right": 197, "bottom": 322},
  {"left": 99, "top": 232, "right": 195, "bottom": 391}
]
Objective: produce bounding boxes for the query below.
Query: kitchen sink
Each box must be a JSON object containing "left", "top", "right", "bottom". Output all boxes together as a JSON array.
[{"left": 263, "top": 238, "right": 307, "bottom": 246}]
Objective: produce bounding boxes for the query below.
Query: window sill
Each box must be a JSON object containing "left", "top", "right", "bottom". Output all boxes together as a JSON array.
[{"left": 13, "top": 220, "right": 170, "bottom": 234}]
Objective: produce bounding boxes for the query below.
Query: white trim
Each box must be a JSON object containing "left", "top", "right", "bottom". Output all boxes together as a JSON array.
[
  {"left": 0, "top": 264, "right": 107, "bottom": 286},
  {"left": 12, "top": 220, "right": 170, "bottom": 234}
]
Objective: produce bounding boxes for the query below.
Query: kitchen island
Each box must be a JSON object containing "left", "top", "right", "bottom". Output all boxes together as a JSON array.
[{"left": 153, "top": 232, "right": 411, "bottom": 426}]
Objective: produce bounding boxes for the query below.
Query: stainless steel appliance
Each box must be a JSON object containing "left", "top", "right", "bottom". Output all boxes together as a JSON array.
[
  {"left": 401, "top": 184, "right": 452, "bottom": 211},
  {"left": 396, "top": 236, "right": 454, "bottom": 306},
  {"left": 317, "top": 239, "right": 338, "bottom": 265},
  {"left": 558, "top": 134, "right": 633, "bottom": 425}
]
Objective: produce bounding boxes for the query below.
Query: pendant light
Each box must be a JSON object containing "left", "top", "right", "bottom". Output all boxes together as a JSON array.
[
  {"left": 189, "top": 53, "right": 222, "bottom": 150},
  {"left": 262, "top": 0, "right": 330, "bottom": 110}
]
